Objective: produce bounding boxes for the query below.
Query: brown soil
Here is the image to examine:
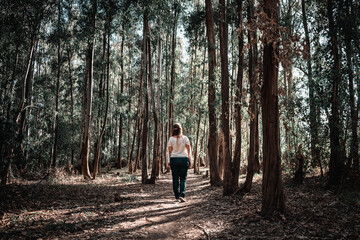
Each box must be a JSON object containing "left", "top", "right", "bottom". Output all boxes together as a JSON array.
[{"left": 0, "top": 169, "right": 359, "bottom": 239}]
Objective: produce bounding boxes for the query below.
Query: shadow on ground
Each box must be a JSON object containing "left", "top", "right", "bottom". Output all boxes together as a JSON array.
[{"left": 1, "top": 171, "right": 359, "bottom": 239}]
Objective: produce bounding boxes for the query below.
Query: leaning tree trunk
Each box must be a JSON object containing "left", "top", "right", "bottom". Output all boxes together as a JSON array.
[
  {"left": 261, "top": 0, "right": 285, "bottom": 216},
  {"left": 301, "top": 0, "right": 321, "bottom": 176},
  {"left": 240, "top": 0, "right": 260, "bottom": 193},
  {"left": 327, "top": 0, "right": 342, "bottom": 185},
  {"left": 80, "top": 0, "right": 97, "bottom": 179},
  {"left": 205, "top": 0, "right": 222, "bottom": 187},
  {"left": 17, "top": 34, "right": 36, "bottom": 157}
]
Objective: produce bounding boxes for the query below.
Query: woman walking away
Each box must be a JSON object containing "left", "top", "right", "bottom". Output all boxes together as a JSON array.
[{"left": 168, "top": 123, "right": 192, "bottom": 202}]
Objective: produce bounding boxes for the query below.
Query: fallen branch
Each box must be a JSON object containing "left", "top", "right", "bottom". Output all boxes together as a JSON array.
[
  {"left": 36, "top": 173, "right": 50, "bottom": 184},
  {"left": 291, "top": 216, "right": 313, "bottom": 234},
  {"left": 195, "top": 224, "right": 210, "bottom": 240},
  {"left": 145, "top": 217, "right": 156, "bottom": 223}
]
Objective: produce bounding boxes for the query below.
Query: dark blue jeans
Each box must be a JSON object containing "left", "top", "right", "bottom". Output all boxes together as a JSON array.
[{"left": 170, "top": 157, "right": 189, "bottom": 199}]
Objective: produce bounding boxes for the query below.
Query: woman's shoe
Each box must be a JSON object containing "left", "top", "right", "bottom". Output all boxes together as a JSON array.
[{"left": 179, "top": 197, "right": 186, "bottom": 202}]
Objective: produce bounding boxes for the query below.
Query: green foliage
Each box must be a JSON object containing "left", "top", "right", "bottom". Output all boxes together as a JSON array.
[{"left": 0, "top": 0, "right": 358, "bottom": 180}]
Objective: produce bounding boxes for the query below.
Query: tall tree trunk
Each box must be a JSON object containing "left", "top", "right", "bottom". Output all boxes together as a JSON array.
[
  {"left": 17, "top": 35, "right": 36, "bottom": 155},
  {"left": 343, "top": 1, "right": 358, "bottom": 172},
  {"left": 128, "top": 115, "right": 138, "bottom": 173},
  {"left": 7, "top": 48, "right": 18, "bottom": 121},
  {"left": 200, "top": 47, "right": 207, "bottom": 168},
  {"left": 205, "top": 0, "right": 222, "bottom": 186},
  {"left": 168, "top": 0, "right": 178, "bottom": 140},
  {"left": 127, "top": 66, "right": 133, "bottom": 161},
  {"left": 51, "top": 0, "right": 62, "bottom": 170},
  {"left": 67, "top": 50, "right": 75, "bottom": 166},
  {"left": 218, "top": 130, "right": 224, "bottom": 179},
  {"left": 118, "top": 32, "right": 125, "bottom": 169},
  {"left": 327, "top": 0, "right": 342, "bottom": 185},
  {"left": 80, "top": 0, "right": 97, "bottom": 179},
  {"left": 301, "top": 0, "right": 322, "bottom": 176},
  {"left": 93, "top": 14, "right": 112, "bottom": 179},
  {"left": 141, "top": 9, "right": 150, "bottom": 184},
  {"left": 164, "top": 32, "right": 170, "bottom": 173},
  {"left": 134, "top": 117, "right": 142, "bottom": 172},
  {"left": 127, "top": 57, "right": 134, "bottom": 172},
  {"left": 220, "top": 0, "right": 236, "bottom": 195},
  {"left": 241, "top": 0, "right": 260, "bottom": 193},
  {"left": 149, "top": 31, "right": 160, "bottom": 183},
  {"left": 134, "top": 11, "right": 146, "bottom": 174},
  {"left": 194, "top": 82, "right": 204, "bottom": 174},
  {"left": 2, "top": 48, "right": 19, "bottom": 184},
  {"left": 156, "top": 26, "right": 162, "bottom": 178},
  {"left": 232, "top": 0, "right": 244, "bottom": 192},
  {"left": 261, "top": 0, "right": 285, "bottom": 215}
]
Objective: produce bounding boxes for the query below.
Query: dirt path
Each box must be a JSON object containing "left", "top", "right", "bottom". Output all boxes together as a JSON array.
[
  {"left": 1, "top": 170, "right": 224, "bottom": 239},
  {"left": 110, "top": 172, "right": 213, "bottom": 239},
  {"left": 1, "top": 169, "right": 359, "bottom": 239}
]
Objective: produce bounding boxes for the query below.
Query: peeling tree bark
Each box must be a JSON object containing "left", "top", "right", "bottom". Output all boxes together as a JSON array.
[
  {"left": 80, "top": 0, "right": 97, "bottom": 179},
  {"left": 327, "top": 0, "right": 342, "bottom": 185},
  {"left": 343, "top": 0, "right": 358, "bottom": 172},
  {"left": 240, "top": 0, "right": 260, "bottom": 194},
  {"left": 140, "top": 9, "right": 150, "bottom": 184},
  {"left": 205, "top": 0, "right": 222, "bottom": 187},
  {"left": 261, "top": 0, "right": 285, "bottom": 215}
]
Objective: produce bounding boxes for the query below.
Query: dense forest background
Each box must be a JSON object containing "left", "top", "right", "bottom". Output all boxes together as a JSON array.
[{"left": 0, "top": 0, "right": 359, "bottom": 214}]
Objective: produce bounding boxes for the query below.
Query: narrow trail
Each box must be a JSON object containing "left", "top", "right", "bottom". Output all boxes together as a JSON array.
[
  {"left": 1, "top": 170, "right": 244, "bottom": 239},
  {"left": 109, "top": 172, "right": 215, "bottom": 239},
  {"left": 1, "top": 169, "right": 359, "bottom": 239}
]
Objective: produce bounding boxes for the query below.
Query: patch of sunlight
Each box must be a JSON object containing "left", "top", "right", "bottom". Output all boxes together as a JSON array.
[{"left": 253, "top": 173, "right": 262, "bottom": 183}]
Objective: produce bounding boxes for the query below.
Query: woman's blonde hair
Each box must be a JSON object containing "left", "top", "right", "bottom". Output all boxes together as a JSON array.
[{"left": 172, "top": 123, "right": 183, "bottom": 136}]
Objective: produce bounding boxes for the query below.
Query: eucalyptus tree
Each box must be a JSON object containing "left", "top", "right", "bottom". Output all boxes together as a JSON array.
[
  {"left": 230, "top": 0, "right": 244, "bottom": 193},
  {"left": 92, "top": 0, "right": 117, "bottom": 178},
  {"left": 301, "top": 0, "right": 320, "bottom": 175},
  {"left": 205, "top": 0, "right": 222, "bottom": 187},
  {"left": 50, "top": 0, "right": 66, "bottom": 170},
  {"left": 79, "top": 0, "right": 97, "bottom": 179},
  {"left": 261, "top": 0, "right": 285, "bottom": 215},
  {"left": 240, "top": 0, "right": 260, "bottom": 193},
  {"left": 327, "top": 0, "right": 342, "bottom": 185},
  {"left": 0, "top": 0, "right": 56, "bottom": 183},
  {"left": 183, "top": 2, "right": 207, "bottom": 174},
  {"left": 341, "top": 0, "right": 359, "bottom": 173}
]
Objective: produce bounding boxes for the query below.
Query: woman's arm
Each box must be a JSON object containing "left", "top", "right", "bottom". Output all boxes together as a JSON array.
[
  {"left": 168, "top": 146, "right": 172, "bottom": 157},
  {"left": 167, "top": 146, "right": 172, "bottom": 168}
]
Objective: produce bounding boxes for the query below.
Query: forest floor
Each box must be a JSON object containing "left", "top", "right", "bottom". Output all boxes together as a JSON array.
[{"left": 0, "top": 168, "right": 359, "bottom": 239}]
